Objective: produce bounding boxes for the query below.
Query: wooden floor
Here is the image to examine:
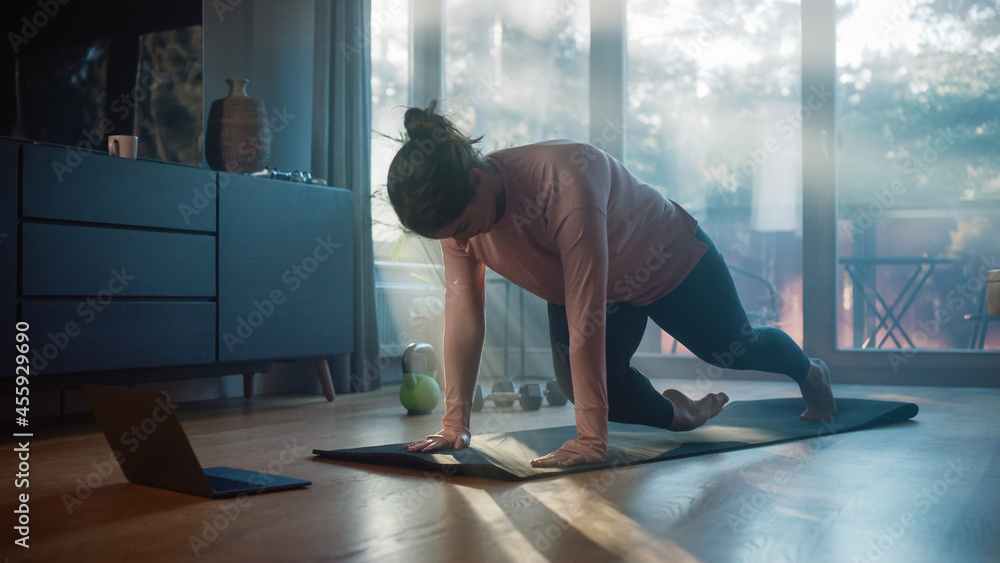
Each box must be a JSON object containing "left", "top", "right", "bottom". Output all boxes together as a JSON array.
[{"left": 3, "top": 378, "right": 999, "bottom": 563}]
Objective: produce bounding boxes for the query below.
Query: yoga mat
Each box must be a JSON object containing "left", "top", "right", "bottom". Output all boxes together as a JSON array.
[{"left": 313, "top": 398, "right": 918, "bottom": 481}]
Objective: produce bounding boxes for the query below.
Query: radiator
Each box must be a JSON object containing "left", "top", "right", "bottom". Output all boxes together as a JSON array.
[{"left": 375, "top": 281, "right": 443, "bottom": 357}]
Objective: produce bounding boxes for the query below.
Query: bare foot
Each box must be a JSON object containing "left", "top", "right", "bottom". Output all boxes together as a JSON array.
[
  {"left": 799, "top": 358, "right": 837, "bottom": 421},
  {"left": 662, "top": 389, "right": 729, "bottom": 431}
]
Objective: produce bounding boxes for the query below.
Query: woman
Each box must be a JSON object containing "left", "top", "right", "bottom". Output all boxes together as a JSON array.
[{"left": 390, "top": 102, "right": 836, "bottom": 468}]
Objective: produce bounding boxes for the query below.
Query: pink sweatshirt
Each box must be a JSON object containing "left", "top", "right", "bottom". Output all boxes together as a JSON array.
[{"left": 437, "top": 140, "right": 708, "bottom": 462}]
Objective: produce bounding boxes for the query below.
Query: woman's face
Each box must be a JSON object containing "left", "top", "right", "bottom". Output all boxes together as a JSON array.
[
  {"left": 428, "top": 166, "right": 504, "bottom": 245},
  {"left": 430, "top": 186, "right": 498, "bottom": 245}
]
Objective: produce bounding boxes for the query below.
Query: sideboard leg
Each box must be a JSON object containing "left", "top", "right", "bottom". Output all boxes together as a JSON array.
[
  {"left": 315, "top": 359, "right": 336, "bottom": 402},
  {"left": 243, "top": 372, "right": 255, "bottom": 399}
]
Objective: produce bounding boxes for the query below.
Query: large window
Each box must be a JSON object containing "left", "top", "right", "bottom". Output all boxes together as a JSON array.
[
  {"left": 835, "top": 0, "right": 999, "bottom": 351},
  {"left": 627, "top": 0, "right": 804, "bottom": 355},
  {"left": 369, "top": 0, "right": 999, "bottom": 383}
]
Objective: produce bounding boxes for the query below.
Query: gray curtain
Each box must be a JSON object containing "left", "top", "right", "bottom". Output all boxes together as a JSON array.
[{"left": 318, "top": 0, "right": 380, "bottom": 392}]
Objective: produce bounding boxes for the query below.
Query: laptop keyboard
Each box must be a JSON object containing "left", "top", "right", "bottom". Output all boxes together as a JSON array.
[{"left": 207, "top": 474, "right": 260, "bottom": 493}]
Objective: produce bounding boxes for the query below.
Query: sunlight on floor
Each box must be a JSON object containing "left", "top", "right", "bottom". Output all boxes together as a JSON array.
[
  {"left": 453, "top": 485, "right": 548, "bottom": 562},
  {"left": 522, "top": 479, "right": 702, "bottom": 563}
]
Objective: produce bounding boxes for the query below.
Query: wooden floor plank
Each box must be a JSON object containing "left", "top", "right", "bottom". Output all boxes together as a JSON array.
[{"left": 2, "top": 379, "right": 998, "bottom": 562}]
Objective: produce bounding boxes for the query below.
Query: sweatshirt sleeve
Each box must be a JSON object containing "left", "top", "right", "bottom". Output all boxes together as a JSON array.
[
  {"left": 436, "top": 241, "right": 487, "bottom": 447},
  {"left": 550, "top": 205, "right": 610, "bottom": 463}
]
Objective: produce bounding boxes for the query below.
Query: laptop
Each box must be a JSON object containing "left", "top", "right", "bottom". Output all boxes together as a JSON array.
[{"left": 81, "top": 384, "right": 311, "bottom": 498}]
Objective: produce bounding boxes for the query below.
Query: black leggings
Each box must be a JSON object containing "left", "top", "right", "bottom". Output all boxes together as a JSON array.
[{"left": 548, "top": 227, "right": 811, "bottom": 428}]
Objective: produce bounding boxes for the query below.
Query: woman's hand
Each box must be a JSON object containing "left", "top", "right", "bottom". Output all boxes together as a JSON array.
[
  {"left": 405, "top": 432, "right": 470, "bottom": 453},
  {"left": 529, "top": 449, "right": 589, "bottom": 468}
]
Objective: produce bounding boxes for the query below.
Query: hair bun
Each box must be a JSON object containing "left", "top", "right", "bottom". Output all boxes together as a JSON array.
[
  {"left": 403, "top": 101, "right": 442, "bottom": 140},
  {"left": 399, "top": 100, "right": 483, "bottom": 148}
]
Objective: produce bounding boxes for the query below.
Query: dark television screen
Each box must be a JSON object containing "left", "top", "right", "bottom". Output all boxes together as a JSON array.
[{"left": 1, "top": 0, "right": 202, "bottom": 165}]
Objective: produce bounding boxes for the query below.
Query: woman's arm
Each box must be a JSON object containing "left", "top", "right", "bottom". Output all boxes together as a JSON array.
[
  {"left": 438, "top": 245, "right": 487, "bottom": 445},
  {"left": 531, "top": 206, "right": 611, "bottom": 466},
  {"left": 407, "top": 243, "right": 486, "bottom": 452}
]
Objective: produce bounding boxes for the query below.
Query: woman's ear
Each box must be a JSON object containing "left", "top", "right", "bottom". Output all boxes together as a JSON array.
[{"left": 468, "top": 167, "right": 483, "bottom": 188}]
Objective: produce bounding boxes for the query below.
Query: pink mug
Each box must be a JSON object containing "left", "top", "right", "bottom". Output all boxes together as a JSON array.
[{"left": 108, "top": 135, "right": 138, "bottom": 158}]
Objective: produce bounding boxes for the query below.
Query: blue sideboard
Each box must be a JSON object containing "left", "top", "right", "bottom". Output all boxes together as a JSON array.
[{"left": 1, "top": 138, "right": 354, "bottom": 393}]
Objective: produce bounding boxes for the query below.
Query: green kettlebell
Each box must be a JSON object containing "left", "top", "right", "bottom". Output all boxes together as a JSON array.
[{"left": 399, "top": 343, "right": 440, "bottom": 415}]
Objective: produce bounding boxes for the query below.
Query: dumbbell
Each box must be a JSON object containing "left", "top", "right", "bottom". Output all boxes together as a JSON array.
[{"left": 472, "top": 380, "right": 568, "bottom": 412}]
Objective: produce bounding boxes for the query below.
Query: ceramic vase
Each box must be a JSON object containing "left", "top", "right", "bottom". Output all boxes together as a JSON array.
[{"left": 205, "top": 78, "right": 271, "bottom": 173}]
